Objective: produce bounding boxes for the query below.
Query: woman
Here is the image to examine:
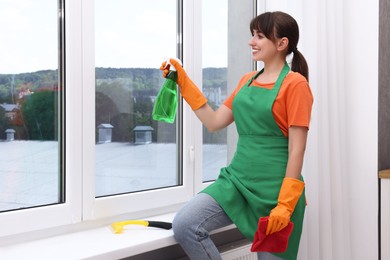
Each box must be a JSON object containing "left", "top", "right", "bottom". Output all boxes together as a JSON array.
[{"left": 162, "top": 11, "right": 313, "bottom": 260}]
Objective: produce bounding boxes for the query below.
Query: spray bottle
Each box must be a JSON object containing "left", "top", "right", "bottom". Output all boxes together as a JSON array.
[{"left": 152, "top": 60, "right": 179, "bottom": 123}]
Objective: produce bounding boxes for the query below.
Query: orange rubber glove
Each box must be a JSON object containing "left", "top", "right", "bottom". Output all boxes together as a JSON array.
[
  {"left": 266, "top": 177, "right": 305, "bottom": 235},
  {"left": 160, "top": 58, "right": 207, "bottom": 110}
]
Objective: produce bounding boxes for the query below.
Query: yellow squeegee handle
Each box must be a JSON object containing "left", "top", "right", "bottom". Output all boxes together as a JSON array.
[
  {"left": 119, "top": 220, "right": 149, "bottom": 227},
  {"left": 110, "top": 220, "right": 172, "bottom": 234},
  {"left": 110, "top": 220, "right": 149, "bottom": 234}
]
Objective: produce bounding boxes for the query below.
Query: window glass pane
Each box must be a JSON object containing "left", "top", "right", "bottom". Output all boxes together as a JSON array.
[
  {"left": 202, "top": 0, "right": 228, "bottom": 182},
  {"left": 0, "top": 0, "right": 62, "bottom": 211},
  {"left": 95, "top": 0, "right": 178, "bottom": 197}
]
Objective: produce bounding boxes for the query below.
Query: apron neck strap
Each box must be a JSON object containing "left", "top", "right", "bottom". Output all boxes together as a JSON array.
[
  {"left": 274, "top": 62, "right": 290, "bottom": 90},
  {"left": 247, "top": 62, "right": 290, "bottom": 89}
]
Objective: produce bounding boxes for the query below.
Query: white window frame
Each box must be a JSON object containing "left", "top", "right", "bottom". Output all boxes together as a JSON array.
[
  {"left": 182, "top": 0, "right": 206, "bottom": 194},
  {"left": 0, "top": 0, "right": 83, "bottom": 239},
  {"left": 0, "top": 0, "right": 253, "bottom": 241},
  {"left": 80, "top": 0, "right": 197, "bottom": 220}
]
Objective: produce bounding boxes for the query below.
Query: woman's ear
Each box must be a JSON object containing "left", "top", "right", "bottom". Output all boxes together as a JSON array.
[{"left": 277, "top": 37, "right": 289, "bottom": 52}]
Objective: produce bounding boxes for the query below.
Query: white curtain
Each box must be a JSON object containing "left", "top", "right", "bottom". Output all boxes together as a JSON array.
[{"left": 263, "top": 0, "right": 379, "bottom": 259}]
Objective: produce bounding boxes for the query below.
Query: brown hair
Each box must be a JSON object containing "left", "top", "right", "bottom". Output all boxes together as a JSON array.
[{"left": 250, "top": 11, "right": 309, "bottom": 81}]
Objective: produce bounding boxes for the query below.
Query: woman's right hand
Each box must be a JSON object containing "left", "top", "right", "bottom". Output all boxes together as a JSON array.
[
  {"left": 159, "top": 59, "right": 233, "bottom": 131},
  {"left": 159, "top": 58, "right": 207, "bottom": 111},
  {"left": 160, "top": 61, "right": 171, "bottom": 79}
]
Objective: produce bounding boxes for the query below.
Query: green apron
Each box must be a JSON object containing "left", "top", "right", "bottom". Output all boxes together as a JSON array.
[{"left": 202, "top": 63, "right": 305, "bottom": 260}]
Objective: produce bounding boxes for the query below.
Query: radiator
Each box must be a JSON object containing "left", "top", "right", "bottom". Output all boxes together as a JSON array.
[{"left": 220, "top": 244, "right": 257, "bottom": 260}]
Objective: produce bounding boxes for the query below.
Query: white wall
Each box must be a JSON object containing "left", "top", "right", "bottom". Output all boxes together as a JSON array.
[
  {"left": 342, "top": 1, "right": 378, "bottom": 260},
  {"left": 304, "top": 0, "right": 378, "bottom": 259}
]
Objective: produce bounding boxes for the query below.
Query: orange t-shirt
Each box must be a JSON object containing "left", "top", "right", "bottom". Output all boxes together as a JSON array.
[{"left": 223, "top": 71, "right": 313, "bottom": 137}]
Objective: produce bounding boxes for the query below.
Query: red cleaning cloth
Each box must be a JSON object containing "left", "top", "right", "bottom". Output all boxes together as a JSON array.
[{"left": 250, "top": 217, "right": 294, "bottom": 253}]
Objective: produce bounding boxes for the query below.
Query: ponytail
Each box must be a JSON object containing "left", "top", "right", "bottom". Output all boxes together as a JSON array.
[{"left": 291, "top": 49, "right": 309, "bottom": 82}]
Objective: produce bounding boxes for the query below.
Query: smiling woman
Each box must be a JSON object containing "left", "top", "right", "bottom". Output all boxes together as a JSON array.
[{"left": 0, "top": 0, "right": 381, "bottom": 259}]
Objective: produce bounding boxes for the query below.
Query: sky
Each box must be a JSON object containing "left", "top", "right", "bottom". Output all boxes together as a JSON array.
[
  {"left": 0, "top": 0, "right": 228, "bottom": 74},
  {"left": 0, "top": 0, "right": 57, "bottom": 74},
  {"left": 95, "top": 0, "right": 228, "bottom": 68}
]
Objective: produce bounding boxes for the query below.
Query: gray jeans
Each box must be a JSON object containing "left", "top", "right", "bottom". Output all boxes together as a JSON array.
[{"left": 172, "top": 193, "right": 284, "bottom": 260}]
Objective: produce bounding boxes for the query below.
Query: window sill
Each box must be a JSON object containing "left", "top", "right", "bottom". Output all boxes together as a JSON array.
[
  {"left": 0, "top": 212, "right": 238, "bottom": 260},
  {"left": 379, "top": 169, "right": 390, "bottom": 179}
]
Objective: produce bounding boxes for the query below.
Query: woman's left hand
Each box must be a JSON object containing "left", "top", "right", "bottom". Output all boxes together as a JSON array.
[{"left": 266, "top": 177, "right": 305, "bottom": 235}]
